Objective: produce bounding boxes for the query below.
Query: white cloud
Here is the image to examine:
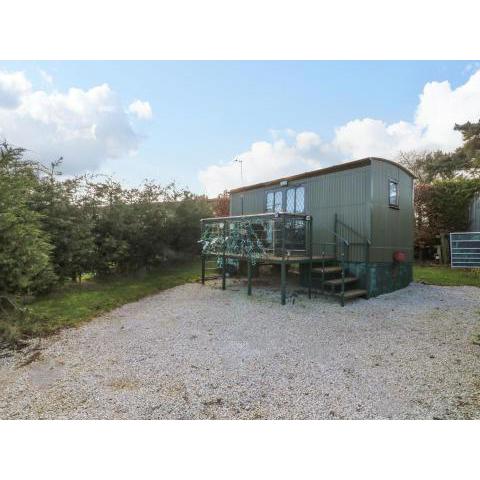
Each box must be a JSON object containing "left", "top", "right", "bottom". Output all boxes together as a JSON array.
[
  {"left": 0, "top": 71, "right": 31, "bottom": 108},
  {"left": 199, "top": 136, "right": 336, "bottom": 197},
  {"left": 296, "top": 131, "right": 321, "bottom": 151},
  {"left": 128, "top": 99, "right": 153, "bottom": 120},
  {"left": 39, "top": 69, "right": 53, "bottom": 85},
  {"left": 0, "top": 70, "right": 145, "bottom": 174},
  {"left": 199, "top": 69, "right": 480, "bottom": 196}
]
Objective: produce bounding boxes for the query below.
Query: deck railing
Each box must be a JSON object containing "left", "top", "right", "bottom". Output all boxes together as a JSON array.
[
  {"left": 200, "top": 212, "right": 313, "bottom": 304},
  {"left": 200, "top": 212, "right": 371, "bottom": 306},
  {"left": 200, "top": 212, "right": 313, "bottom": 259}
]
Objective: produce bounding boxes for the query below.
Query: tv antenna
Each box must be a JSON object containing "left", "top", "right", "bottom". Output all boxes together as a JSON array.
[{"left": 234, "top": 157, "right": 244, "bottom": 185}]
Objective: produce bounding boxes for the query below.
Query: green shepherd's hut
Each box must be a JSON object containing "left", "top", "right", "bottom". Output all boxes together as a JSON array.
[{"left": 201, "top": 157, "right": 414, "bottom": 305}]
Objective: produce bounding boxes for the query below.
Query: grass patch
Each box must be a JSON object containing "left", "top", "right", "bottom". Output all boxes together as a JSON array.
[
  {"left": 0, "top": 259, "right": 200, "bottom": 347},
  {"left": 413, "top": 265, "right": 480, "bottom": 287}
]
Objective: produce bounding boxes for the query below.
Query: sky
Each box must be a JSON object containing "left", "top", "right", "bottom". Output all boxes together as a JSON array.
[{"left": 1, "top": 60, "right": 480, "bottom": 196}]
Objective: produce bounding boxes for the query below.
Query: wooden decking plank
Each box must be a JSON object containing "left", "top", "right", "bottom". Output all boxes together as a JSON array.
[
  {"left": 338, "top": 289, "right": 368, "bottom": 299},
  {"left": 324, "top": 276, "right": 358, "bottom": 286},
  {"left": 311, "top": 266, "right": 342, "bottom": 274}
]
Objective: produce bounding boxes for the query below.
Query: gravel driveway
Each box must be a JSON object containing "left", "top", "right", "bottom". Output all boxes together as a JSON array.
[{"left": 1, "top": 281, "right": 479, "bottom": 419}]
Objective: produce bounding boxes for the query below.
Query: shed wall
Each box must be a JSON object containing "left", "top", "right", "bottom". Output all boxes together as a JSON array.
[
  {"left": 369, "top": 158, "right": 414, "bottom": 262},
  {"left": 470, "top": 194, "right": 480, "bottom": 231},
  {"left": 230, "top": 166, "right": 371, "bottom": 260}
]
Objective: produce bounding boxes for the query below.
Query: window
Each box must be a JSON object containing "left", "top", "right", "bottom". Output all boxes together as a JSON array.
[
  {"left": 296, "top": 186, "right": 305, "bottom": 212},
  {"left": 389, "top": 180, "right": 399, "bottom": 208},
  {"left": 286, "top": 188, "right": 295, "bottom": 212},
  {"left": 274, "top": 191, "right": 283, "bottom": 212},
  {"left": 266, "top": 191, "right": 274, "bottom": 212},
  {"left": 266, "top": 190, "right": 283, "bottom": 212},
  {"left": 286, "top": 186, "right": 305, "bottom": 213}
]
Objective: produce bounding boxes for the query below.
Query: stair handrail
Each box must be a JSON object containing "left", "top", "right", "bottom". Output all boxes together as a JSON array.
[
  {"left": 312, "top": 225, "right": 349, "bottom": 306},
  {"left": 334, "top": 214, "right": 371, "bottom": 300},
  {"left": 335, "top": 215, "right": 371, "bottom": 246}
]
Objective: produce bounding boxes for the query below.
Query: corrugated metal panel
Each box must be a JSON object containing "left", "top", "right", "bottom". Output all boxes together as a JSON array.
[
  {"left": 230, "top": 189, "right": 265, "bottom": 215},
  {"left": 231, "top": 166, "right": 371, "bottom": 261},
  {"left": 450, "top": 232, "right": 480, "bottom": 268},
  {"left": 470, "top": 194, "right": 480, "bottom": 231},
  {"left": 304, "top": 167, "right": 370, "bottom": 261},
  {"left": 229, "top": 159, "right": 414, "bottom": 263},
  {"left": 369, "top": 159, "right": 414, "bottom": 262}
]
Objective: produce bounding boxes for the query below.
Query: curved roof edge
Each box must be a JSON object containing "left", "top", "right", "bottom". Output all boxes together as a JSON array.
[{"left": 229, "top": 157, "right": 415, "bottom": 194}]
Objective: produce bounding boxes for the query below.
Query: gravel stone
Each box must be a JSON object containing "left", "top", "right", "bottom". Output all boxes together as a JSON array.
[{"left": 0, "top": 280, "right": 479, "bottom": 419}]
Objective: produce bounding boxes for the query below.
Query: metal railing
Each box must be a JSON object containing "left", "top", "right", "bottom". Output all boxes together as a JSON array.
[
  {"left": 313, "top": 227, "right": 350, "bottom": 306},
  {"left": 334, "top": 214, "right": 371, "bottom": 300},
  {"left": 334, "top": 214, "right": 371, "bottom": 263},
  {"left": 200, "top": 212, "right": 313, "bottom": 304},
  {"left": 199, "top": 212, "right": 371, "bottom": 306},
  {"left": 200, "top": 212, "right": 312, "bottom": 259}
]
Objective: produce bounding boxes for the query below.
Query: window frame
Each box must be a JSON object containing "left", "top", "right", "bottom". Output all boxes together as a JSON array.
[
  {"left": 286, "top": 187, "right": 295, "bottom": 213},
  {"left": 295, "top": 185, "right": 305, "bottom": 213},
  {"left": 286, "top": 185, "right": 305, "bottom": 214},
  {"left": 265, "top": 184, "right": 305, "bottom": 214},
  {"left": 266, "top": 191, "right": 274, "bottom": 212},
  {"left": 265, "top": 188, "right": 284, "bottom": 213},
  {"left": 388, "top": 178, "right": 399, "bottom": 209}
]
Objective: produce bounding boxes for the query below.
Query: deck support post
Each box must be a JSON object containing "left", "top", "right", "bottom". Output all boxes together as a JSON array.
[
  {"left": 281, "top": 261, "right": 286, "bottom": 305},
  {"left": 365, "top": 241, "right": 371, "bottom": 299},
  {"left": 334, "top": 213, "right": 338, "bottom": 259},
  {"left": 308, "top": 216, "right": 312, "bottom": 299},
  {"left": 340, "top": 248, "right": 346, "bottom": 307},
  {"left": 200, "top": 219, "right": 205, "bottom": 286},
  {"left": 222, "top": 222, "right": 227, "bottom": 291},
  {"left": 281, "top": 214, "right": 287, "bottom": 305},
  {"left": 247, "top": 259, "right": 252, "bottom": 296},
  {"left": 321, "top": 249, "right": 325, "bottom": 295}
]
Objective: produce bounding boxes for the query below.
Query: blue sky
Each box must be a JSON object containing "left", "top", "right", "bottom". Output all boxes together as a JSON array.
[{"left": 0, "top": 61, "right": 479, "bottom": 195}]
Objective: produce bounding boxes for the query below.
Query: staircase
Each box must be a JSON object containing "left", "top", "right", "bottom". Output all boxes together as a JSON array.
[
  {"left": 302, "top": 214, "right": 371, "bottom": 306},
  {"left": 310, "top": 257, "right": 368, "bottom": 306}
]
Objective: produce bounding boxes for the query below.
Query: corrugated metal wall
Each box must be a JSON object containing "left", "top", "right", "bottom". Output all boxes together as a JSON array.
[
  {"left": 229, "top": 188, "right": 265, "bottom": 216},
  {"left": 230, "top": 159, "right": 414, "bottom": 263},
  {"left": 369, "top": 158, "right": 414, "bottom": 262},
  {"left": 304, "top": 167, "right": 370, "bottom": 260},
  {"left": 230, "top": 165, "right": 372, "bottom": 261},
  {"left": 470, "top": 194, "right": 480, "bottom": 231}
]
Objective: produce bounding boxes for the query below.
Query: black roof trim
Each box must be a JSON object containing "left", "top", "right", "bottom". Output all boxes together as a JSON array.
[{"left": 229, "top": 157, "right": 414, "bottom": 194}]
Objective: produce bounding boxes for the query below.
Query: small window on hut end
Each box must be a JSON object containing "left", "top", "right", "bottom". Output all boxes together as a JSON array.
[{"left": 388, "top": 179, "right": 399, "bottom": 208}]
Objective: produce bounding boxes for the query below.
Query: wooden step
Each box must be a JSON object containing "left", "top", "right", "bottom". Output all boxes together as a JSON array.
[
  {"left": 323, "top": 276, "right": 358, "bottom": 286},
  {"left": 311, "top": 266, "right": 342, "bottom": 274},
  {"left": 337, "top": 288, "right": 368, "bottom": 300},
  {"left": 312, "top": 255, "right": 336, "bottom": 262}
]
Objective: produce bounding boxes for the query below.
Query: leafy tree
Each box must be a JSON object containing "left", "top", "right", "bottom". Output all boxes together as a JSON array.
[
  {"left": 32, "top": 165, "right": 96, "bottom": 282},
  {"left": 397, "top": 150, "right": 471, "bottom": 182},
  {"left": 398, "top": 119, "right": 480, "bottom": 182},
  {"left": 89, "top": 178, "right": 136, "bottom": 275},
  {"left": 0, "top": 143, "right": 56, "bottom": 294},
  {"left": 213, "top": 190, "right": 230, "bottom": 217},
  {"left": 167, "top": 193, "right": 213, "bottom": 256},
  {"left": 1, "top": 139, "right": 216, "bottom": 293},
  {"left": 453, "top": 120, "right": 480, "bottom": 175},
  {"left": 413, "top": 179, "right": 480, "bottom": 248}
]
